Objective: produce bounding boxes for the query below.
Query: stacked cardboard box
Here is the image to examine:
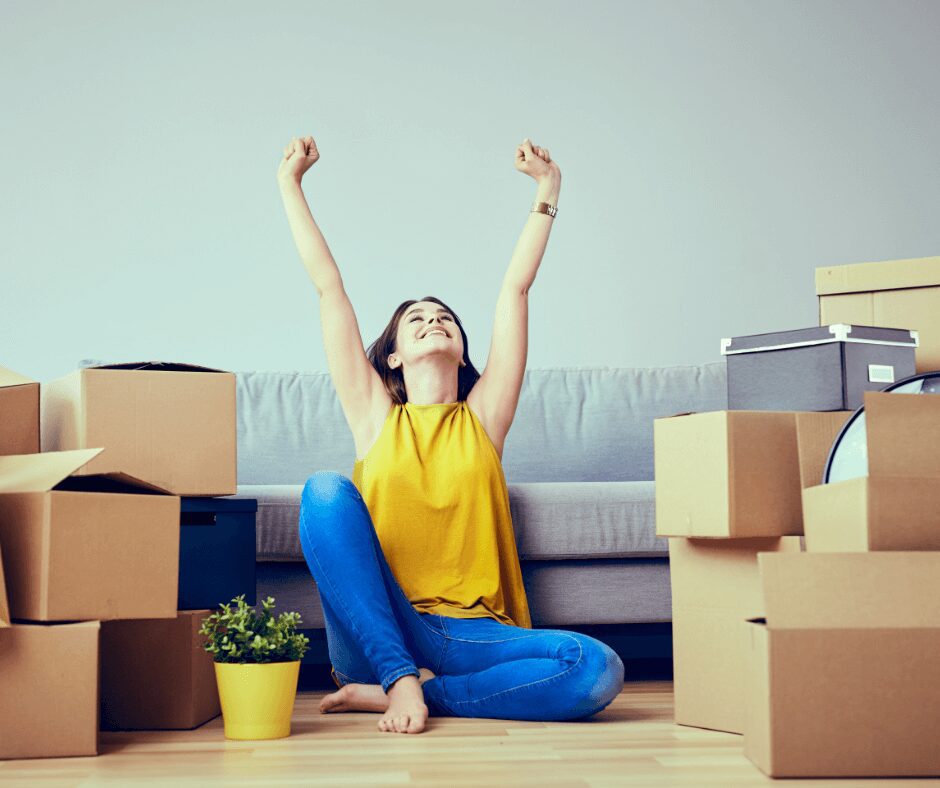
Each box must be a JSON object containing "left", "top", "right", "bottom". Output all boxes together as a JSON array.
[
  {"left": 0, "top": 361, "right": 241, "bottom": 759},
  {"left": 743, "top": 391, "right": 940, "bottom": 778},
  {"left": 654, "top": 409, "right": 850, "bottom": 734}
]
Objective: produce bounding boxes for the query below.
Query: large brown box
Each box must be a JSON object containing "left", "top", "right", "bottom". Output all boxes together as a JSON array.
[
  {"left": 100, "top": 610, "right": 221, "bottom": 730},
  {"left": 0, "top": 544, "right": 9, "bottom": 627},
  {"left": 668, "top": 536, "right": 802, "bottom": 734},
  {"left": 655, "top": 410, "right": 851, "bottom": 538},
  {"left": 0, "top": 366, "right": 39, "bottom": 456},
  {"left": 40, "top": 361, "right": 237, "bottom": 496},
  {"left": 803, "top": 391, "right": 940, "bottom": 551},
  {"left": 0, "top": 448, "right": 180, "bottom": 621},
  {"left": 0, "top": 620, "right": 100, "bottom": 759},
  {"left": 816, "top": 254, "right": 940, "bottom": 373},
  {"left": 745, "top": 552, "right": 940, "bottom": 778}
]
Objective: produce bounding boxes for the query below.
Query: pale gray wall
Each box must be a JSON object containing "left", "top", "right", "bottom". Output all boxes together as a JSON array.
[{"left": 2, "top": 0, "right": 938, "bottom": 383}]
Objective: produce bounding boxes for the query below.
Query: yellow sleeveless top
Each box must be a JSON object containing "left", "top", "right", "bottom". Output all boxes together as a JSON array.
[{"left": 351, "top": 399, "right": 532, "bottom": 629}]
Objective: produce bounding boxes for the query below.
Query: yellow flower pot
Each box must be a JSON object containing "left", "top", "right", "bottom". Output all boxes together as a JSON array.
[{"left": 214, "top": 660, "right": 301, "bottom": 740}]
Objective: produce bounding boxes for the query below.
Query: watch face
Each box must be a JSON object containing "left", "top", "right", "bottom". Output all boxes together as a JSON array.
[{"left": 823, "top": 372, "right": 940, "bottom": 484}]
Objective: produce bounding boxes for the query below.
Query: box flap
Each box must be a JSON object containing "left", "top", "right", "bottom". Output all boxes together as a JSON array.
[
  {"left": 53, "top": 471, "right": 176, "bottom": 495},
  {"left": 0, "top": 543, "right": 9, "bottom": 627},
  {"left": 816, "top": 255, "right": 940, "bottom": 296},
  {"left": 0, "top": 366, "right": 37, "bottom": 389},
  {"left": 82, "top": 360, "right": 229, "bottom": 373},
  {"left": 0, "top": 448, "right": 104, "bottom": 493},
  {"left": 864, "top": 391, "right": 940, "bottom": 478},
  {"left": 758, "top": 552, "right": 940, "bottom": 629}
]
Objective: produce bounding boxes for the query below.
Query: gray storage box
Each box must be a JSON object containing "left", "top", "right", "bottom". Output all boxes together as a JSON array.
[{"left": 721, "top": 324, "right": 918, "bottom": 411}]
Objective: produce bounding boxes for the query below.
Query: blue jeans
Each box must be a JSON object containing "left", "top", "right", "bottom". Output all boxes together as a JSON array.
[{"left": 297, "top": 471, "right": 625, "bottom": 721}]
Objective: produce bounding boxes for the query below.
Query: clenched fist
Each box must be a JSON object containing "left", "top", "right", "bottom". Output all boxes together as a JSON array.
[
  {"left": 514, "top": 138, "right": 560, "bottom": 182},
  {"left": 278, "top": 135, "right": 319, "bottom": 184}
]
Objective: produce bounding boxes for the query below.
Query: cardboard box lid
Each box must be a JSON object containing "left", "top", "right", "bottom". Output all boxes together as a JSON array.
[
  {"left": 0, "top": 366, "right": 37, "bottom": 390},
  {"left": 79, "top": 359, "right": 230, "bottom": 374},
  {"left": 0, "top": 448, "right": 174, "bottom": 495},
  {"left": 721, "top": 324, "right": 918, "bottom": 355},
  {"left": 815, "top": 255, "right": 940, "bottom": 296},
  {"left": 0, "top": 543, "right": 9, "bottom": 627},
  {"left": 864, "top": 390, "right": 940, "bottom": 478},
  {"left": 757, "top": 552, "right": 940, "bottom": 629}
]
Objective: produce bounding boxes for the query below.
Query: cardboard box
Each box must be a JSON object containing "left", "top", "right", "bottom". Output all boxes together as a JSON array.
[
  {"left": 41, "top": 361, "right": 237, "bottom": 496},
  {"left": 0, "top": 620, "right": 100, "bottom": 759},
  {"left": 722, "top": 324, "right": 917, "bottom": 411},
  {"left": 803, "top": 391, "right": 940, "bottom": 551},
  {"left": 0, "top": 544, "right": 9, "bottom": 627},
  {"left": 0, "top": 448, "right": 180, "bottom": 621},
  {"left": 745, "top": 552, "right": 940, "bottom": 778},
  {"left": 100, "top": 610, "right": 221, "bottom": 730},
  {"left": 817, "top": 255, "right": 940, "bottom": 373},
  {"left": 0, "top": 366, "right": 39, "bottom": 456},
  {"left": 655, "top": 410, "right": 850, "bottom": 537},
  {"left": 668, "top": 536, "right": 802, "bottom": 734}
]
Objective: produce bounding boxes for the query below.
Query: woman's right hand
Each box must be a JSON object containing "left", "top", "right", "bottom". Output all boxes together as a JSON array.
[{"left": 278, "top": 135, "right": 319, "bottom": 184}]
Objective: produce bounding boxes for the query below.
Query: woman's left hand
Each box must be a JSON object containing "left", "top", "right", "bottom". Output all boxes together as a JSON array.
[{"left": 514, "top": 138, "right": 560, "bottom": 182}]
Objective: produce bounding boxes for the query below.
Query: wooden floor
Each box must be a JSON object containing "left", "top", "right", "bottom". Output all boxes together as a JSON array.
[{"left": 0, "top": 681, "right": 932, "bottom": 787}]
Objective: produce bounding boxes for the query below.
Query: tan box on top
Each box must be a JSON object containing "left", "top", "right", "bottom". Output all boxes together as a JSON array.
[
  {"left": 655, "top": 410, "right": 851, "bottom": 538},
  {"left": 816, "top": 254, "right": 940, "bottom": 373},
  {"left": 745, "top": 552, "right": 940, "bottom": 778},
  {"left": 40, "top": 361, "right": 237, "bottom": 496},
  {"left": 0, "top": 366, "right": 39, "bottom": 456},
  {"left": 0, "top": 448, "right": 180, "bottom": 622},
  {"left": 803, "top": 391, "right": 940, "bottom": 551},
  {"left": 0, "top": 620, "right": 100, "bottom": 759},
  {"left": 667, "top": 535, "right": 801, "bottom": 735}
]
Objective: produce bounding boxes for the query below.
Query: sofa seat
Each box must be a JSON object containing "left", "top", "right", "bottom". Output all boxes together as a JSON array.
[{"left": 230, "top": 480, "right": 665, "bottom": 563}]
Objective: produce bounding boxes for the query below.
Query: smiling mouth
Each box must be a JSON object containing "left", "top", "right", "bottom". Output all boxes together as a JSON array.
[{"left": 424, "top": 330, "right": 448, "bottom": 338}]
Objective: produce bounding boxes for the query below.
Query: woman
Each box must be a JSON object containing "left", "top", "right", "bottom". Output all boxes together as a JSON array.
[{"left": 278, "top": 134, "right": 624, "bottom": 735}]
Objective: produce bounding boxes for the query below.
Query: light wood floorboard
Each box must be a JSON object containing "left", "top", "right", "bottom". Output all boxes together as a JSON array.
[{"left": 0, "top": 681, "right": 932, "bottom": 787}]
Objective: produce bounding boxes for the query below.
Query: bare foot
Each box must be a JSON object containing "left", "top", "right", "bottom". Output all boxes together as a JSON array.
[
  {"left": 319, "top": 668, "right": 435, "bottom": 719},
  {"left": 379, "top": 668, "right": 435, "bottom": 734}
]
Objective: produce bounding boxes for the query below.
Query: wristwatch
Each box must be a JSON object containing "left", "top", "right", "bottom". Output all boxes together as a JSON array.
[{"left": 531, "top": 201, "right": 557, "bottom": 217}]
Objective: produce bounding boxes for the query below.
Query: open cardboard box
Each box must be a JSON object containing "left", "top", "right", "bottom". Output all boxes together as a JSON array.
[
  {"left": 817, "top": 254, "right": 940, "bottom": 373},
  {"left": 40, "top": 361, "right": 237, "bottom": 496},
  {"left": 0, "top": 448, "right": 180, "bottom": 621},
  {"left": 745, "top": 551, "right": 940, "bottom": 778},
  {"left": 0, "top": 366, "right": 39, "bottom": 456},
  {"left": 668, "top": 535, "right": 802, "bottom": 734},
  {"left": 655, "top": 410, "right": 851, "bottom": 538},
  {"left": 803, "top": 391, "right": 940, "bottom": 551}
]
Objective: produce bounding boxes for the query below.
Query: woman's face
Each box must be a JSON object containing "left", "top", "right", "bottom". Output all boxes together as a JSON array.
[{"left": 393, "top": 301, "right": 465, "bottom": 369}]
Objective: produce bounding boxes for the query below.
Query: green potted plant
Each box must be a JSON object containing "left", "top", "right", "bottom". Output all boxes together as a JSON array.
[{"left": 199, "top": 594, "right": 310, "bottom": 740}]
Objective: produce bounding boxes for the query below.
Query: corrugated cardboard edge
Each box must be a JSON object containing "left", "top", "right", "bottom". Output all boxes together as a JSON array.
[
  {"left": 82, "top": 360, "right": 230, "bottom": 374},
  {"left": 0, "top": 543, "right": 10, "bottom": 627},
  {"left": 815, "top": 255, "right": 940, "bottom": 296},
  {"left": 0, "top": 366, "right": 37, "bottom": 389}
]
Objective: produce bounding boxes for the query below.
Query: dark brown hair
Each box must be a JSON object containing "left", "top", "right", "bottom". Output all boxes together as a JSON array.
[{"left": 365, "top": 296, "right": 481, "bottom": 405}]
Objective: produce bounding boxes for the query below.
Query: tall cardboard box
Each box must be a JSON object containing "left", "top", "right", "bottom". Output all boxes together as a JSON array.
[
  {"left": 745, "top": 552, "right": 940, "bottom": 778},
  {"left": 655, "top": 410, "right": 851, "bottom": 537},
  {"left": 100, "top": 610, "right": 221, "bottom": 730},
  {"left": 816, "top": 254, "right": 940, "bottom": 373},
  {"left": 803, "top": 391, "right": 940, "bottom": 551},
  {"left": 40, "top": 361, "right": 237, "bottom": 496},
  {"left": 668, "top": 536, "right": 801, "bottom": 734},
  {"left": 0, "top": 620, "right": 100, "bottom": 759},
  {"left": 0, "top": 366, "right": 39, "bottom": 455},
  {"left": 0, "top": 448, "right": 180, "bottom": 621},
  {"left": 0, "top": 544, "right": 9, "bottom": 627}
]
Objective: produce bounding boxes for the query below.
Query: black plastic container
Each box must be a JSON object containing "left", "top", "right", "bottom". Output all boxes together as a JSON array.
[{"left": 178, "top": 496, "right": 257, "bottom": 609}]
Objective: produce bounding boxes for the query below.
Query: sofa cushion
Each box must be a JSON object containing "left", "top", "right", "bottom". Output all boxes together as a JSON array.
[{"left": 229, "top": 480, "right": 665, "bottom": 562}]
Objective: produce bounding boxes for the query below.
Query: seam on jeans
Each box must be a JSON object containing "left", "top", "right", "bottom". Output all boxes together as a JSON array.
[
  {"left": 382, "top": 665, "right": 419, "bottom": 691},
  {"left": 447, "top": 633, "right": 584, "bottom": 707}
]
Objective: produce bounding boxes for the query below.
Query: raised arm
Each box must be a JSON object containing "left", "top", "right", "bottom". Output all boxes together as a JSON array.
[
  {"left": 469, "top": 139, "right": 561, "bottom": 449},
  {"left": 277, "top": 135, "right": 384, "bottom": 436}
]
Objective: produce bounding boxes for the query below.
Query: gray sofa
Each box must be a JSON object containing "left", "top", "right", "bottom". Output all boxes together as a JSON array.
[{"left": 229, "top": 363, "right": 729, "bottom": 640}]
